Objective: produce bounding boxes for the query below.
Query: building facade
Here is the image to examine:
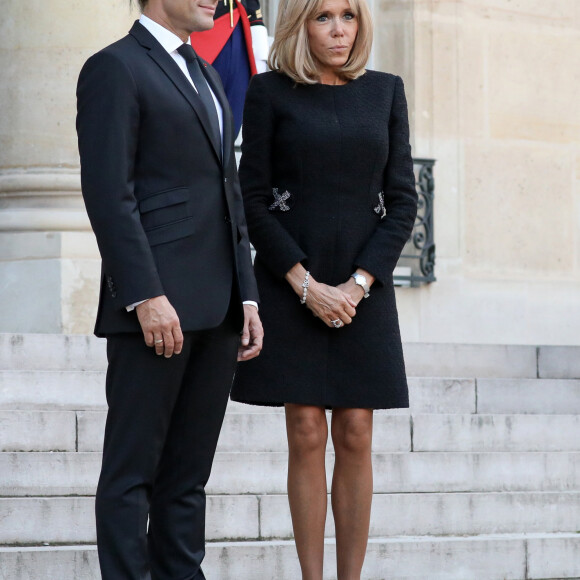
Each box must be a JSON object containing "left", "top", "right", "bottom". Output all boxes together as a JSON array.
[{"left": 1, "top": 0, "right": 578, "bottom": 344}]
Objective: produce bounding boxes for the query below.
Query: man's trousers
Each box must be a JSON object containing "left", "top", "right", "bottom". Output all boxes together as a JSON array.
[{"left": 95, "top": 313, "right": 239, "bottom": 580}]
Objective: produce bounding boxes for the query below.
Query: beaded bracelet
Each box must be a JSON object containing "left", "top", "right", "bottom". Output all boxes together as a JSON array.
[{"left": 300, "top": 271, "right": 310, "bottom": 304}]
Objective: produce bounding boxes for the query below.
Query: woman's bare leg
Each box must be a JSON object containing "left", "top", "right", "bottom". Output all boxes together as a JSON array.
[
  {"left": 330, "top": 408, "right": 374, "bottom": 580},
  {"left": 285, "top": 403, "right": 329, "bottom": 580}
]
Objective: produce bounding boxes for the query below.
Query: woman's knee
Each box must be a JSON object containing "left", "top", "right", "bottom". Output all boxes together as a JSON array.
[
  {"left": 285, "top": 404, "right": 328, "bottom": 453},
  {"left": 331, "top": 409, "right": 373, "bottom": 455}
]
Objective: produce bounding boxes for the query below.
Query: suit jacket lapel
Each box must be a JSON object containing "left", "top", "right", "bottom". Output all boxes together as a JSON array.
[{"left": 129, "top": 22, "right": 223, "bottom": 164}]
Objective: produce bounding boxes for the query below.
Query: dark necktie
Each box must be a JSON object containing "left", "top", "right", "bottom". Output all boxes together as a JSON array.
[{"left": 177, "top": 43, "right": 221, "bottom": 154}]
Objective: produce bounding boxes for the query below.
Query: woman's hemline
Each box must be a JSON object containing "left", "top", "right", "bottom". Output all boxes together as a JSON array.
[{"left": 229, "top": 396, "right": 410, "bottom": 411}]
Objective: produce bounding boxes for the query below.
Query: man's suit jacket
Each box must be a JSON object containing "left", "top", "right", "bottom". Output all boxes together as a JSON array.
[{"left": 77, "top": 21, "right": 258, "bottom": 337}]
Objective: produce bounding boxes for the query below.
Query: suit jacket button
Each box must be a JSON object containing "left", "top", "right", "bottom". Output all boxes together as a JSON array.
[
  {"left": 224, "top": 177, "right": 228, "bottom": 184},
  {"left": 224, "top": 215, "right": 232, "bottom": 224}
]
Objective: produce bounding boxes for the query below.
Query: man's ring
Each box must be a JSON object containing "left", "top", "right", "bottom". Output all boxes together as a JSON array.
[
  {"left": 154, "top": 339, "right": 164, "bottom": 344},
  {"left": 331, "top": 319, "right": 342, "bottom": 328}
]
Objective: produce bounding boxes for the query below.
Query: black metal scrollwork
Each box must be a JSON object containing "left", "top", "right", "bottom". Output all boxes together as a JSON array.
[{"left": 393, "top": 158, "right": 436, "bottom": 287}]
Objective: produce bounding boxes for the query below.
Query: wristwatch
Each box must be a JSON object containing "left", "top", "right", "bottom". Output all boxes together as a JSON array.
[{"left": 351, "top": 273, "right": 370, "bottom": 298}]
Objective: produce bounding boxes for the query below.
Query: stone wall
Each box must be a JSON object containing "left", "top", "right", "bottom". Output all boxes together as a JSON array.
[
  {"left": 1, "top": 0, "right": 578, "bottom": 344},
  {"left": 374, "top": 0, "right": 580, "bottom": 344}
]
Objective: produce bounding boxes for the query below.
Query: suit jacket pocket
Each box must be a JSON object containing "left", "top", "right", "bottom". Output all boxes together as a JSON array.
[{"left": 139, "top": 187, "right": 195, "bottom": 246}]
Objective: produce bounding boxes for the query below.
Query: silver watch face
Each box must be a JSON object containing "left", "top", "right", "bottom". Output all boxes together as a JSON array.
[{"left": 352, "top": 273, "right": 370, "bottom": 297}]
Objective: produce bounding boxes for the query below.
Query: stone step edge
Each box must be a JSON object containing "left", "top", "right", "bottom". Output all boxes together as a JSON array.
[
  {"left": 2, "top": 335, "right": 578, "bottom": 379},
  {"left": 4, "top": 449, "right": 580, "bottom": 464},
  {"left": 4, "top": 449, "right": 580, "bottom": 456},
  {"left": 2, "top": 531, "right": 580, "bottom": 550},
  {"left": 3, "top": 490, "right": 580, "bottom": 500},
  {"left": 3, "top": 536, "right": 579, "bottom": 580}
]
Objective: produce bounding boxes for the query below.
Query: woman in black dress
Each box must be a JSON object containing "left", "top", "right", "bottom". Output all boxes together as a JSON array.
[{"left": 231, "top": 0, "right": 417, "bottom": 577}]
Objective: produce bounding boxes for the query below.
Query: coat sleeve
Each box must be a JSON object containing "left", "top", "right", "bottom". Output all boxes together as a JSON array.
[
  {"left": 203, "top": 62, "right": 260, "bottom": 303},
  {"left": 239, "top": 75, "right": 308, "bottom": 278},
  {"left": 76, "top": 51, "right": 165, "bottom": 309},
  {"left": 233, "top": 168, "right": 261, "bottom": 303},
  {"left": 354, "top": 76, "right": 418, "bottom": 285}
]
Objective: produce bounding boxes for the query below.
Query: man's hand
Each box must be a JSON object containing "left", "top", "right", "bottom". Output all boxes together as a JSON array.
[
  {"left": 136, "top": 295, "right": 183, "bottom": 358},
  {"left": 238, "top": 304, "right": 264, "bottom": 361}
]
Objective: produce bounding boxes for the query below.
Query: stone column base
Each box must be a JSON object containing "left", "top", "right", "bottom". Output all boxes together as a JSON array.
[{"left": 0, "top": 231, "right": 100, "bottom": 334}]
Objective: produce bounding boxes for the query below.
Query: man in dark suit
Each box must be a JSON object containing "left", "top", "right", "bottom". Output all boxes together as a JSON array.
[{"left": 76, "top": 0, "right": 263, "bottom": 578}]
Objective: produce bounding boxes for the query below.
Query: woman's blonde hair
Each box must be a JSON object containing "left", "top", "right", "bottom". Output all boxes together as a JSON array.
[{"left": 268, "top": 0, "right": 373, "bottom": 84}]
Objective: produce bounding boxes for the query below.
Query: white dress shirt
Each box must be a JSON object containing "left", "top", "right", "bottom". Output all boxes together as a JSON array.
[{"left": 139, "top": 14, "right": 224, "bottom": 140}]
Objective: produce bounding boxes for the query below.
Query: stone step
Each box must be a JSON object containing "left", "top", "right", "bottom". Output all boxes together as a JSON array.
[
  {"left": 1, "top": 491, "right": 579, "bottom": 545},
  {"left": 5, "top": 409, "right": 580, "bottom": 453},
  {"left": 0, "top": 496, "right": 257, "bottom": 545},
  {"left": 0, "top": 410, "right": 77, "bottom": 452},
  {"left": 477, "top": 378, "right": 580, "bottom": 414},
  {"left": 1, "top": 533, "right": 579, "bottom": 580},
  {"left": 2, "top": 451, "right": 579, "bottom": 496},
  {"left": 262, "top": 491, "right": 580, "bottom": 540},
  {"left": 0, "top": 370, "right": 106, "bottom": 410},
  {"left": 77, "top": 411, "right": 411, "bottom": 453},
  {"left": 403, "top": 343, "right": 539, "bottom": 379},
  {"left": 412, "top": 414, "right": 580, "bottom": 452},
  {"left": 538, "top": 346, "right": 580, "bottom": 379},
  {"left": 3, "top": 370, "right": 580, "bottom": 415},
  {"left": 6, "top": 333, "right": 580, "bottom": 379},
  {"left": 0, "top": 371, "right": 476, "bottom": 413},
  {"left": 0, "top": 333, "right": 107, "bottom": 372}
]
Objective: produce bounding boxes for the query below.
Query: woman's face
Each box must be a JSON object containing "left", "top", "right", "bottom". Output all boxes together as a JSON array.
[{"left": 306, "top": 0, "right": 358, "bottom": 83}]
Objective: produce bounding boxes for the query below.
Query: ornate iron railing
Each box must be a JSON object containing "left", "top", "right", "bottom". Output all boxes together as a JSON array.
[{"left": 393, "top": 158, "right": 436, "bottom": 287}]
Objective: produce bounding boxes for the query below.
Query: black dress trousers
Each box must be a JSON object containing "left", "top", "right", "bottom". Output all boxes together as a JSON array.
[{"left": 95, "top": 308, "right": 239, "bottom": 580}]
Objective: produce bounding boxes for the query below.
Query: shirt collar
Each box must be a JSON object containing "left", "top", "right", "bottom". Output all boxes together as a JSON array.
[{"left": 139, "top": 14, "right": 190, "bottom": 54}]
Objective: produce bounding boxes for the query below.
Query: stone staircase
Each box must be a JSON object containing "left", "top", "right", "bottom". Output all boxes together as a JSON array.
[{"left": 0, "top": 334, "right": 579, "bottom": 579}]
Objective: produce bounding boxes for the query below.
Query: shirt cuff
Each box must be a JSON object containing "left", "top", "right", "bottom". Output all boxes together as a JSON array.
[
  {"left": 243, "top": 300, "right": 259, "bottom": 311},
  {"left": 126, "top": 299, "right": 149, "bottom": 312}
]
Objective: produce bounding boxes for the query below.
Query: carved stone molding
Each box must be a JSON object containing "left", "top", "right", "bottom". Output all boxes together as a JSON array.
[{"left": 0, "top": 168, "right": 90, "bottom": 231}]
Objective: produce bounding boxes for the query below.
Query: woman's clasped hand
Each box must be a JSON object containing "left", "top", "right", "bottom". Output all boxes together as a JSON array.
[
  {"left": 286, "top": 263, "right": 358, "bottom": 328},
  {"left": 304, "top": 278, "right": 358, "bottom": 328}
]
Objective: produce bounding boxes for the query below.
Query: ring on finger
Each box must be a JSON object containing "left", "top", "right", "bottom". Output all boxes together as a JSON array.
[
  {"left": 154, "top": 339, "right": 164, "bottom": 344},
  {"left": 331, "top": 319, "right": 343, "bottom": 328}
]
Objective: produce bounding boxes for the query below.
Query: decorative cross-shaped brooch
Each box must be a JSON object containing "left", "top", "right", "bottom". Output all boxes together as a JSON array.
[
  {"left": 374, "top": 191, "right": 386, "bottom": 219},
  {"left": 269, "top": 188, "right": 292, "bottom": 212}
]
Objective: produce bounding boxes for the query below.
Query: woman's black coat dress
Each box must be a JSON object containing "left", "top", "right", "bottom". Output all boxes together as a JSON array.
[{"left": 231, "top": 70, "right": 418, "bottom": 409}]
